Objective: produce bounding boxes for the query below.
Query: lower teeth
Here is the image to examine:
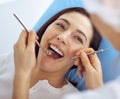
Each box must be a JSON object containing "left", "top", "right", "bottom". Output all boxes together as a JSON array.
[
  {"left": 47, "top": 50, "right": 53, "bottom": 56},
  {"left": 47, "top": 49, "right": 62, "bottom": 58}
]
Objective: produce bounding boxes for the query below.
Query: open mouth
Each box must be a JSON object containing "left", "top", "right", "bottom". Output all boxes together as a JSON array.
[{"left": 46, "top": 44, "right": 64, "bottom": 59}]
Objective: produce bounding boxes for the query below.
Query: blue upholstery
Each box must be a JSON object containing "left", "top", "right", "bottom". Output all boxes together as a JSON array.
[
  {"left": 98, "top": 38, "right": 120, "bottom": 83},
  {"left": 33, "top": 0, "right": 120, "bottom": 91},
  {"left": 34, "top": 0, "right": 85, "bottom": 32}
]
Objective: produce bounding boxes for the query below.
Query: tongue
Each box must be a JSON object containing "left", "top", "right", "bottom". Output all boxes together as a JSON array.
[{"left": 47, "top": 49, "right": 62, "bottom": 59}]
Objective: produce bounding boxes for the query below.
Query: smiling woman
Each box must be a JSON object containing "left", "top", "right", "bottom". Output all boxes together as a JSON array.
[
  {"left": 12, "top": 7, "right": 102, "bottom": 99},
  {"left": 35, "top": 7, "right": 101, "bottom": 57}
]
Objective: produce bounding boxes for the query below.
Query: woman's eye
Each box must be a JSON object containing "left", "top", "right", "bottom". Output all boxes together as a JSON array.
[
  {"left": 74, "top": 36, "right": 83, "bottom": 43},
  {"left": 56, "top": 23, "right": 65, "bottom": 30}
]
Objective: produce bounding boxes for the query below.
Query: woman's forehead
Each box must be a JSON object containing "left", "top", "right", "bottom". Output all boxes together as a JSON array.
[
  {"left": 57, "top": 12, "right": 93, "bottom": 31},
  {"left": 58, "top": 12, "right": 91, "bottom": 23}
]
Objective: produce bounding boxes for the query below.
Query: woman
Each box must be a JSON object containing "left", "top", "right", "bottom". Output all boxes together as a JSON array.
[{"left": 9, "top": 7, "right": 102, "bottom": 99}]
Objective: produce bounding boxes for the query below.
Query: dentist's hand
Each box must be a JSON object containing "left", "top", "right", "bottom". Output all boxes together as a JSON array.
[
  {"left": 13, "top": 30, "right": 38, "bottom": 99},
  {"left": 74, "top": 48, "right": 103, "bottom": 89},
  {"left": 14, "top": 29, "right": 38, "bottom": 76},
  {"left": 90, "top": 14, "right": 120, "bottom": 51}
]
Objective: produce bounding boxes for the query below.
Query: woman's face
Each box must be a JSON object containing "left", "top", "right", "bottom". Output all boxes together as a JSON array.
[{"left": 37, "top": 11, "right": 93, "bottom": 73}]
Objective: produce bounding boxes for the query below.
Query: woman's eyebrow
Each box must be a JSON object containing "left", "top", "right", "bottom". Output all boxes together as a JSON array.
[
  {"left": 76, "top": 29, "right": 87, "bottom": 41},
  {"left": 58, "top": 18, "right": 70, "bottom": 25}
]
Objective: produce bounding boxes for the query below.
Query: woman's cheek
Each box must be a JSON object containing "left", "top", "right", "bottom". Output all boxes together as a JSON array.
[
  {"left": 70, "top": 44, "right": 84, "bottom": 55},
  {"left": 45, "top": 29, "right": 59, "bottom": 39}
]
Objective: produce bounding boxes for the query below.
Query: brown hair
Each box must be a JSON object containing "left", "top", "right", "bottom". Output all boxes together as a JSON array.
[{"left": 35, "top": 7, "right": 102, "bottom": 57}]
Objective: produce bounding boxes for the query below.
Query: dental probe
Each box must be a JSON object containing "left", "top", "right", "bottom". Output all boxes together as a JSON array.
[
  {"left": 72, "top": 48, "right": 111, "bottom": 60},
  {"left": 13, "top": 13, "right": 46, "bottom": 54}
]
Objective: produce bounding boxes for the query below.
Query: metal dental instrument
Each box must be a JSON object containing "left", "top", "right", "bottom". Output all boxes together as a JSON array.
[
  {"left": 72, "top": 48, "right": 111, "bottom": 60},
  {"left": 13, "top": 13, "right": 46, "bottom": 54}
]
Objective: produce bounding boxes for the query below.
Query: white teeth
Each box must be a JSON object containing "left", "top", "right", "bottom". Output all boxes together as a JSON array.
[
  {"left": 50, "top": 45, "right": 63, "bottom": 56},
  {"left": 47, "top": 49, "right": 53, "bottom": 56}
]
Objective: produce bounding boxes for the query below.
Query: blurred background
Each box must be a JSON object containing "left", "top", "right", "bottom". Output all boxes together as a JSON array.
[{"left": 0, "top": 0, "right": 53, "bottom": 54}]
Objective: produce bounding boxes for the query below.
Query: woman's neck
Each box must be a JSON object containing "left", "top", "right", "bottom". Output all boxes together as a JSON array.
[{"left": 30, "top": 68, "right": 67, "bottom": 88}]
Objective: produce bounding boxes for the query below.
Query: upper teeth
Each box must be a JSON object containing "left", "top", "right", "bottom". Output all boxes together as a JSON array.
[{"left": 50, "top": 45, "right": 63, "bottom": 56}]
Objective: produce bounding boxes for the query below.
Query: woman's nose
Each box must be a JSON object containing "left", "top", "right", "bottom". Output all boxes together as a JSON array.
[{"left": 56, "top": 32, "right": 69, "bottom": 45}]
